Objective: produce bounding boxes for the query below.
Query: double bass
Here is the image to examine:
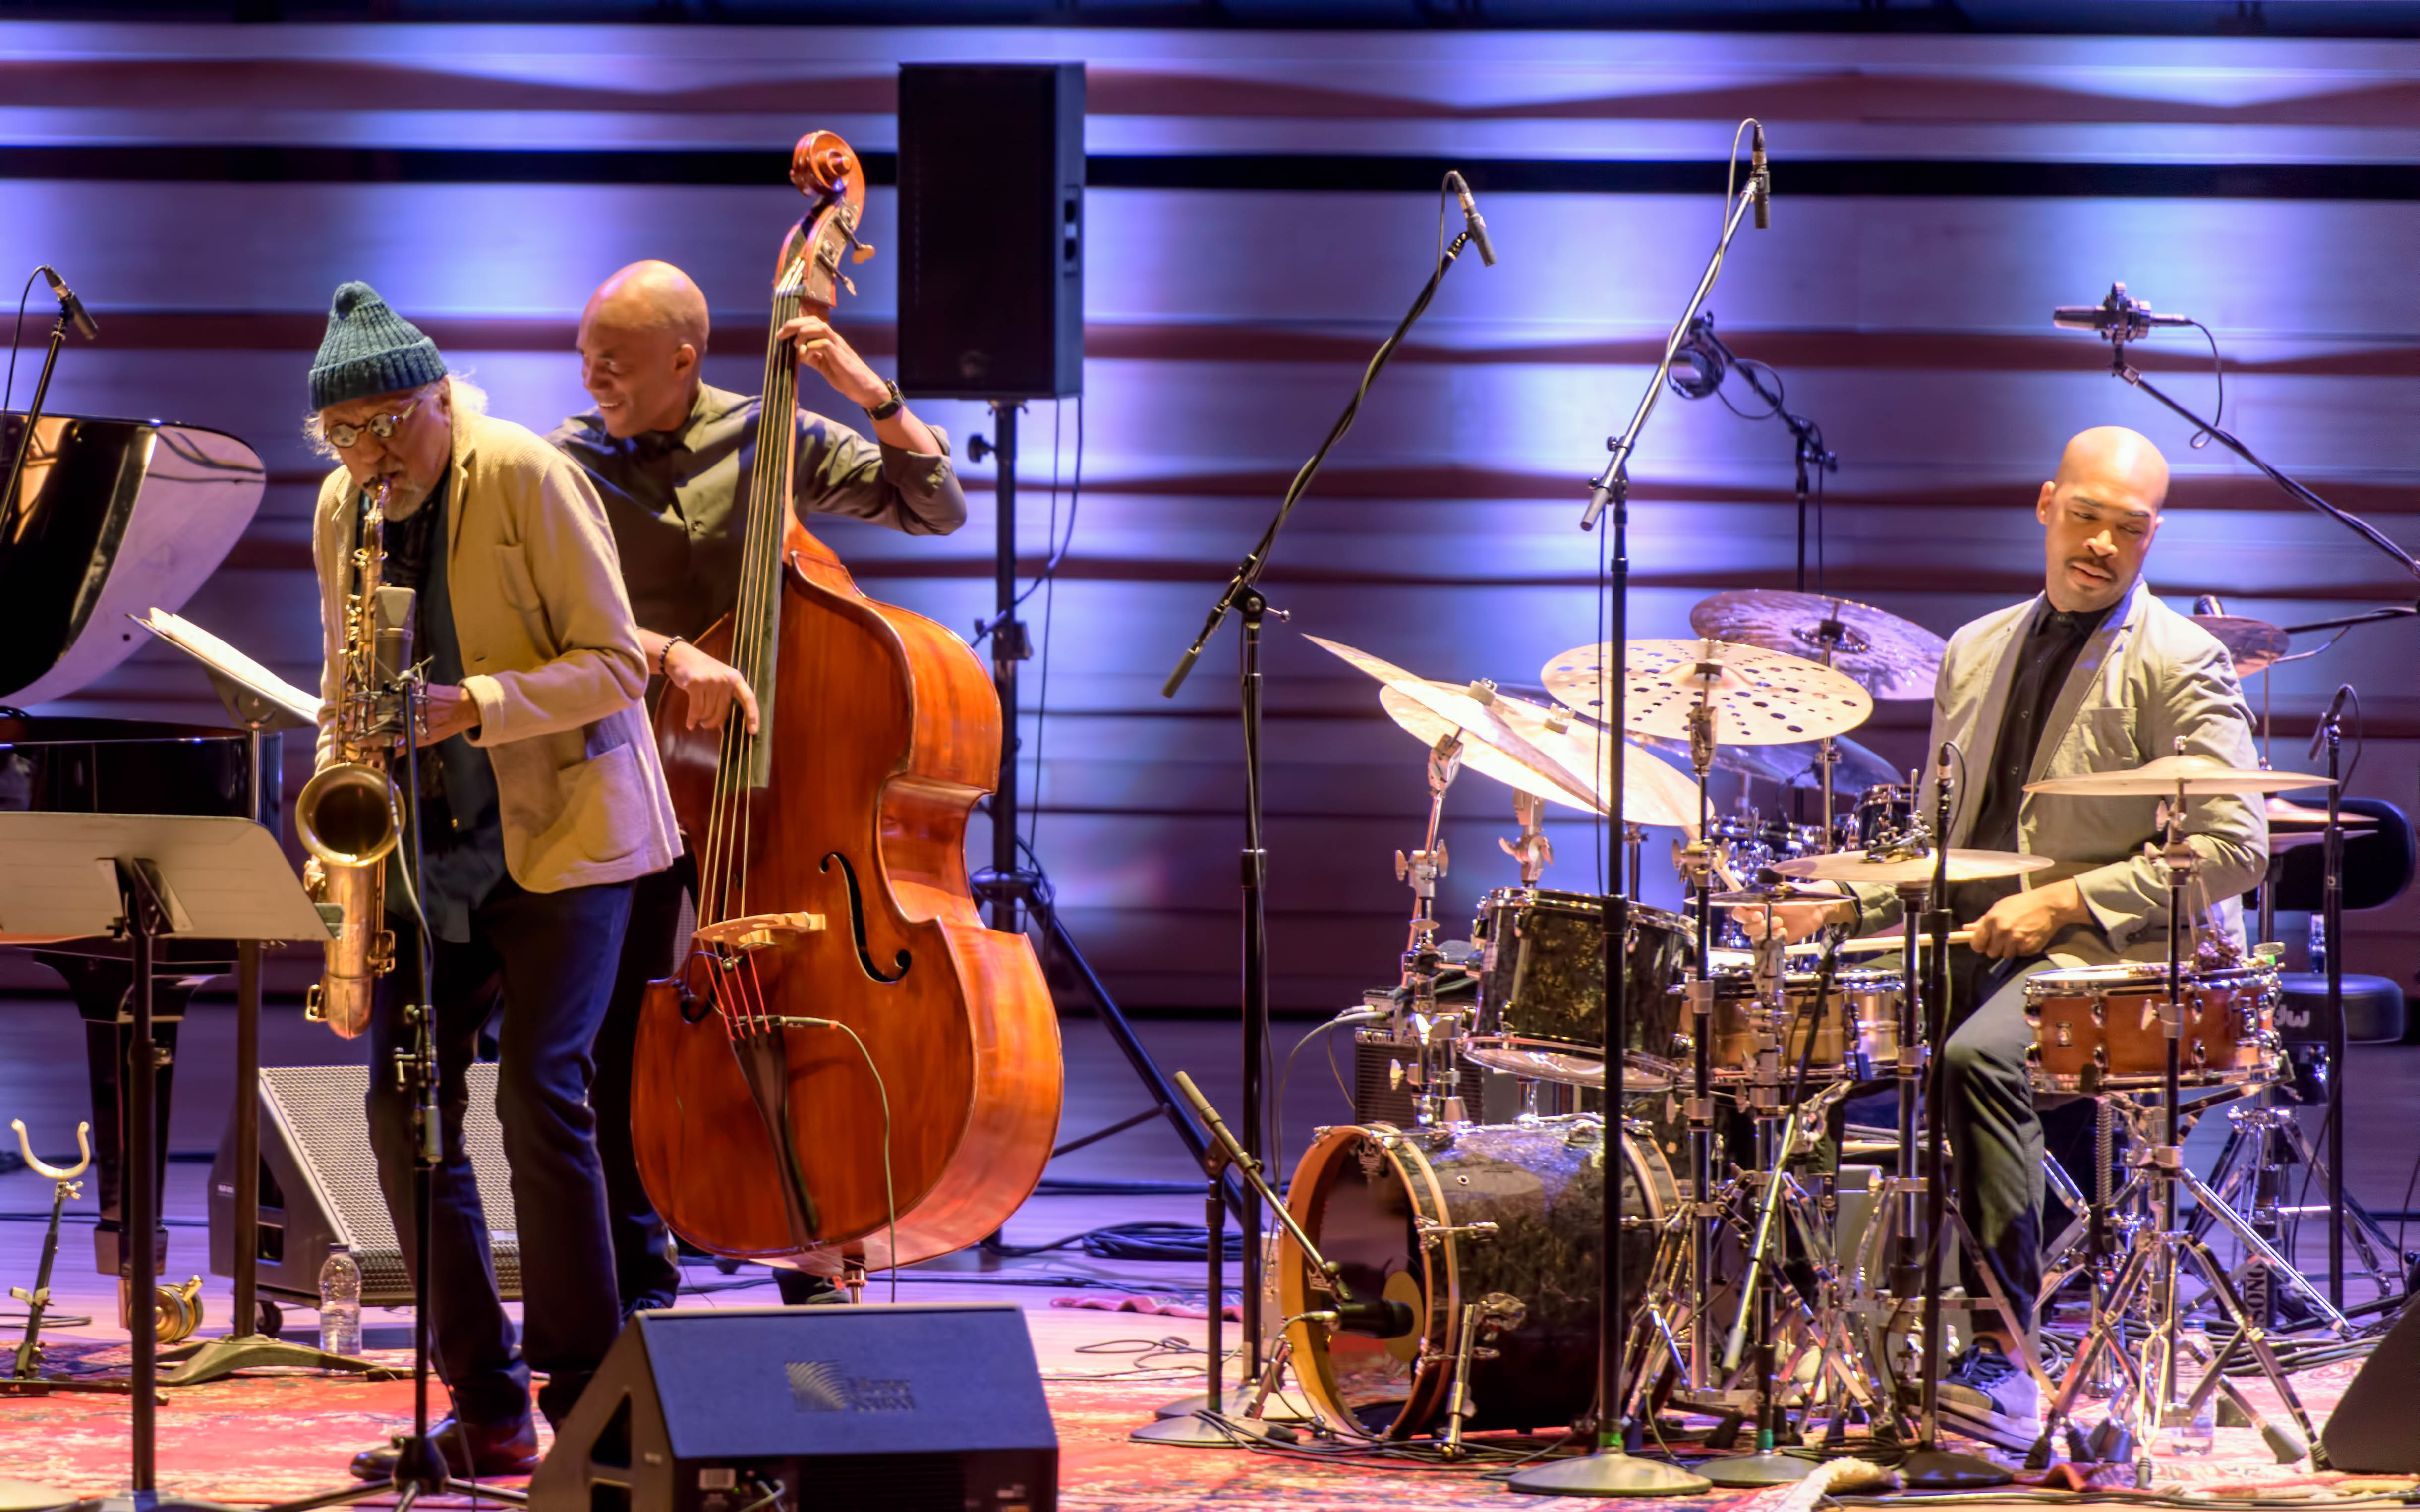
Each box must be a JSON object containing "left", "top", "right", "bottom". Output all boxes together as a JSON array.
[{"left": 630, "top": 132, "right": 1061, "bottom": 1276}]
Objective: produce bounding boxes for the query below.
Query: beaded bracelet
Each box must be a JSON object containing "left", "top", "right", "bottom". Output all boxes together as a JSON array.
[{"left": 658, "top": 636, "right": 688, "bottom": 678}]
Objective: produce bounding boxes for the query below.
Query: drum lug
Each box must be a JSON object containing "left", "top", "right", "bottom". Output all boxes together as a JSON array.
[
  {"left": 1415, "top": 1216, "right": 1500, "bottom": 1248},
  {"left": 2090, "top": 994, "right": 2108, "bottom": 1028}
]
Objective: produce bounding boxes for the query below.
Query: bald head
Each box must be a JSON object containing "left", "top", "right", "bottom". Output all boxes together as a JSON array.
[
  {"left": 2036, "top": 426, "right": 2170, "bottom": 613},
  {"left": 577, "top": 260, "right": 711, "bottom": 439}
]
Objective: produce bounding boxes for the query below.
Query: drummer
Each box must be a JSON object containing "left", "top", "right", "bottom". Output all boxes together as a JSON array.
[{"left": 1745, "top": 426, "right": 2266, "bottom": 1439}]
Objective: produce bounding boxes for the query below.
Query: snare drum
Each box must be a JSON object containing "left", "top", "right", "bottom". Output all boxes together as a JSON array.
[
  {"left": 1674, "top": 967, "right": 1902, "bottom": 1081},
  {"left": 1274, "top": 1116, "right": 1676, "bottom": 1438},
  {"left": 1467, "top": 889, "right": 1692, "bottom": 1089},
  {"left": 2023, "top": 963, "right": 2280, "bottom": 1092}
]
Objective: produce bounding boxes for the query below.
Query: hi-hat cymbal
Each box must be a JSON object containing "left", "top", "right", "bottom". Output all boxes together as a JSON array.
[
  {"left": 1307, "top": 637, "right": 1601, "bottom": 812},
  {"left": 1690, "top": 590, "right": 1947, "bottom": 701},
  {"left": 2024, "top": 754, "right": 2334, "bottom": 798},
  {"left": 1540, "top": 639, "right": 1872, "bottom": 746},
  {"left": 1773, "top": 849, "right": 2057, "bottom": 885},
  {"left": 1379, "top": 680, "right": 1701, "bottom": 829},
  {"left": 2191, "top": 615, "right": 2290, "bottom": 676}
]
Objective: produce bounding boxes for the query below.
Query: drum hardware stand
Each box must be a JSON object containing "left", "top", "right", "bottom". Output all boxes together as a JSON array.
[
  {"left": 2192, "top": 1098, "right": 2406, "bottom": 1307},
  {"left": 2028, "top": 783, "right": 2326, "bottom": 1472},
  {"left": 1436, "top": 1292, "right": 1526, "bottom": 1459},
  {"left": 1501, "top": 788, "right": 1553, "bottom": 888},
  {"left": 1394, "top": 732, "right": 1466, "bottom": 1126},
  {"left": 0, "top": 1119, "right": 137, "bottom": 1399},
  {"left": 2313, "top": 687, "right": 2350, "bottom": 1310}
]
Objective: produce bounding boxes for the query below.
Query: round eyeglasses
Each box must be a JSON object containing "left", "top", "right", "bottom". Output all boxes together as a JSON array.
[{"left": 325, "top": 392, "right": 430, "bottom": 451}]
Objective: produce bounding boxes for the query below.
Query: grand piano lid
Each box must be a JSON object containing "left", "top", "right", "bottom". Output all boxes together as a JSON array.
[{"left": 0, "top": 414, "right": 266, "bottom": 709}]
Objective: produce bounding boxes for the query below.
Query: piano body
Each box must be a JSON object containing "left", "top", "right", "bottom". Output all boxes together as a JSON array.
[{"left": 0, "top": 411, "right": 274, "bottom": 1287}]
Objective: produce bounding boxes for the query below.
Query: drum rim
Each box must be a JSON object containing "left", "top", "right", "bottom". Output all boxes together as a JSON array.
[
  {"left": 2023, "top": 961, "right": 2276, "bottom": 993},
  {"left": 1477, "top": 887, "right": 1690, "bottom": 934}
]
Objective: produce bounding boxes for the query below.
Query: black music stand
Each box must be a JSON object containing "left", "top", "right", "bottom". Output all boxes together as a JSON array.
[{"left": 0, "top": 811, "right": 324, "bottom": 1503}]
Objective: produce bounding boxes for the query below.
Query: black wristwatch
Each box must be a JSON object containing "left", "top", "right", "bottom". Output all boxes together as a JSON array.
[{"left": 864, "top": 380, "right": 905, "bottom": 422}]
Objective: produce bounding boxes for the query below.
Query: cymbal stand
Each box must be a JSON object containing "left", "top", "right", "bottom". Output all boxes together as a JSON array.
[
  {"left": 1500, "top": 789, "right": 1552, "bottom": 888},
  {"left": 0, "top": 1120, "right": 135, "bottom": 1398},
  {"left": 1678, "top": 694, "right": 1726, "bottom": 1402},
  {"left": 2029, "top": 783, "right": 2326, "bottom": 1470},
  {"left": 2191, "top": 1096, "right": 2407, "bottom": 1307},
  {"left": 1395, "top": 733, "right": 1465, "bottom": 1126},
  {"left": 1806, "top": 606, "right": 1850, "bottom": 850}
]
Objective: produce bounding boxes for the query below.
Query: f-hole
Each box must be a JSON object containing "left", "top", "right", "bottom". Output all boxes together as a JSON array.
[{"left": 821, "top": 852, "right": 910, "bottom": 984}]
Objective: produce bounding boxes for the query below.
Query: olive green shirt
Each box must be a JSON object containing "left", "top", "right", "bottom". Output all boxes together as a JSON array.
[{"left": 546, "top": 382, "right": 966, "bottom": 643}]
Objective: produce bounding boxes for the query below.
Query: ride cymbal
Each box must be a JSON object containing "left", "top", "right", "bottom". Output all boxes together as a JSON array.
[
  {"left": 1540, "top": 639, "right": 1872, "bottom": 747},
  {"left": 2190, "top": 615, "right": 2290, "bottom": 676},
  {"left": 1690, "top": 589, "right": 1947, "bottom": 701}
]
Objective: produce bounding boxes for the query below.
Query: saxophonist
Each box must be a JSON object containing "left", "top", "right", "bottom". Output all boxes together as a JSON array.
[{"left": 302, "top": 283, "right": 680, "bottom": 1479}]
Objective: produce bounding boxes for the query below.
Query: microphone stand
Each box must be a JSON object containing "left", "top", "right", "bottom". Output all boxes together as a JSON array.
[
  {"left": 2080, "top": 308, "right": 2409, "bottom": 1308},
  {"left": 1513, "top": 141, "right": 1768, "bottom": 1502},
  {"left": 0, "top": 291, "right": 93, "bottom": 550},
  {"left": 1162, "top": 220, "right": 1479, "bottom": 1394}
]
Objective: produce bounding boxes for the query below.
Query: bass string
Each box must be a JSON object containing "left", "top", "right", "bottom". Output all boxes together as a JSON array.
[{"left": 700, "top": 254, "right": 809, "bottom": 1037}]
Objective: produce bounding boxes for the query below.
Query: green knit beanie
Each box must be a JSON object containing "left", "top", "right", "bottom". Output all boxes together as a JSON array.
[{"left": 308, "top": 281, "right": 447, "bottom": 411}]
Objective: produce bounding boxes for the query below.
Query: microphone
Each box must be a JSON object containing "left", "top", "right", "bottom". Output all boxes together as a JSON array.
[
  {"left": 2052, "top": 281, "right": 2191, "bottom": 345},
  {"left": 2308, "top": 685, "right": 2352, "bottom": 759},
  {"left": 2193, "top": 594, "right": 2225, "bottom": 617},
  {"left": 1750, "top": 124, "right": 1770, "bottom": 230},
  {"left": 38, "top": 265, "right": 99, "bottom": 342},
  {"left": 1444, "top": 171, "right": 1498, "bottom": 267},
  {"left": 1311, "top": 1296, "right": 1419, "bottom": 1338}
]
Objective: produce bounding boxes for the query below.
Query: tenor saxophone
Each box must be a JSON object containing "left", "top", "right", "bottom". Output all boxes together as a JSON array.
[{"left": 298, "top": 475, "right": 406, "bottom": 1038}]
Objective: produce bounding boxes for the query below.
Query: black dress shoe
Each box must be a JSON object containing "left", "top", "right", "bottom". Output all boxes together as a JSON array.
[{"left": 349, "top": 1412, "right": 541, "bottom": 1481}]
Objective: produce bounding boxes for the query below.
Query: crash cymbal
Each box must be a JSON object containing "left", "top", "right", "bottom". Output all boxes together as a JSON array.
[
  {"left": 1379, "top": 680, "right": 1701, "bottom": 829},
  {"left": 2266, "top": 797, "right": 2368, "bottom": 828},
  {"left": 1632, "top": 730, "right": 1795, "bottom": 786},
  {"left": 1690, "top": 589, "right": 1947, "bottom": 701},
  {"left": 1773, "top": 848, "right": 2056, "bottom": 885},
  {"left": 2270, "top": 827, "right": 2372, "bottom": 853},
  {"left": 2191, "top": 614, "right": 2290, "bottom": 676},
  {"left": 1773, "top": 731, "right": 1904, "bottom": 793},
  {"left": 1308, "top": 637, "right": 1601, "bottom": 812},
  {"left": 2024, "top": 754, "right": 2334, "bottom": 798},
  {"left": 1540, "top": 639, "right": 1872, "bottom": 746}
]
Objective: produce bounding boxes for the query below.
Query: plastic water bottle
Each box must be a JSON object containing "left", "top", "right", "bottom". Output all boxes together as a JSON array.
[
  {"left": 319, "top": 1247, "right": 362, "bottom": 1357},
  {"left": 2172, "top": 1397, "right": 2216, "bottom": 1456}
]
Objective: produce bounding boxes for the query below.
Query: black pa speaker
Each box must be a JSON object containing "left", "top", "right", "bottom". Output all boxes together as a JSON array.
[
  {"left": 897, "top": 63, "right": 1084, "bottom": 400},
  {"left": 2322, "top": 1295, "right": 2420, "bottom": 1469},
  {"left": 529, "top": 1305, "right": 1058, "bottom": 1512},
  {"left": 208, "top": 1062, "right": 520, "bottom": 1306}
]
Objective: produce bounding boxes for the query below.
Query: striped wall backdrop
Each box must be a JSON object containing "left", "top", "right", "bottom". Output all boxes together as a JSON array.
[{"left": 5, "top": 23, "right": 2420, "bottom": 1012}]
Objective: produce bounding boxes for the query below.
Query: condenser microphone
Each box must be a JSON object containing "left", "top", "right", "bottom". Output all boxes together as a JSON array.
[
  {"left": 1749, "top": 124, "right": 1770, "bottom": 230},
  {"left": 2308, "top": 685, "right": 2352, "bottom": 760},
  {"left": 1444, "top": 171, "right": 1498, "bottom": 267},
  {"left": 38, "top": 265, "right": 99, "bottom": 341},
  {"left": 2053, "top": 282, "right": 2192, "bottom": 344}
]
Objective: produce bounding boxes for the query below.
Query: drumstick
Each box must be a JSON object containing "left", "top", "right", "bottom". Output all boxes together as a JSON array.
[{"left": 1784, "top": 930, "right": 1974, "bottom": 957}]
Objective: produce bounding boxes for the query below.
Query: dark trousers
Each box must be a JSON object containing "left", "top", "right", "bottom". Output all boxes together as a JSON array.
[
  {"left": 1941, "top": 950, "right": 2060, "bottom": 1337},
  {"left": 591, "top": 854, "right": 690, "bottom": 1313},
  {"left": 366, "top": 874, "right": 634, "bottom": 1428}
]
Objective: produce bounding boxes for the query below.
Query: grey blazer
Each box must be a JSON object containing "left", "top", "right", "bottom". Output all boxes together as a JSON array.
[{"left": 1853, "top": 580, "right": 2268, "bottom": 967}]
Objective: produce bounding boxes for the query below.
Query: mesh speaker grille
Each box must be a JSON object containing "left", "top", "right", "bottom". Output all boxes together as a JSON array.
[{"left": 261, "top": 1062, "right": 521, "bottom": 1306}]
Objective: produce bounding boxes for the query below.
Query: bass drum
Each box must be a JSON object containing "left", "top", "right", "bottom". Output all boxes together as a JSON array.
[{"left": 1273, "top": 1116, "right": 1675, "bottom": 1440}]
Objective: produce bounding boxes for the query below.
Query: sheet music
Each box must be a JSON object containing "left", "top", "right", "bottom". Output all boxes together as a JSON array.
[{"left": 134, "top": 607, "right": 319, "bottom": 725}]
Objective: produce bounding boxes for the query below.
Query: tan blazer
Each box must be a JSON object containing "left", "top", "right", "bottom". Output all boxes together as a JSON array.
[
  {"left": 1854, "top": 579, "right": 2268, "bottom": 967},
  {"left": 313, "top": 384, "right": 681, "bottom": 894}
]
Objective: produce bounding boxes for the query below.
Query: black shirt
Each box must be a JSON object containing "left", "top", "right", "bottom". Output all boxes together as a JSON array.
[
  {"left": 1965, "top": 598, "right": 2115, "bottom": 855},
  {"left": 379, "top": 469, "right": 507, "bottom": 943}
]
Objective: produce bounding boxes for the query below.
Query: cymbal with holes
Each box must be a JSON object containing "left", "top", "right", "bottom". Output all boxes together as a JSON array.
[
  {"left": 1307, "top": 636, "right": 1602, "bottom": 812},
  {"left": 1540, "top": 639, "right": 1872, "bottom": 746},
  {"left": 1379, "top": 680, "right": 1701, "bottom": 829},
  {"left": 2024, "top": 754, "right": 2333, "bottom": 798},
  {"left": 1690, "top": 589, "right": 1947, "bottom": 701},
  {"left": 1773, "top": 849, "right": 2056, "bottom": 885}
]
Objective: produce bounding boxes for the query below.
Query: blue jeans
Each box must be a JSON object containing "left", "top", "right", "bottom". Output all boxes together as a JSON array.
[{"left": 366, "top": 874, "right": 634, "bottom": 1428}]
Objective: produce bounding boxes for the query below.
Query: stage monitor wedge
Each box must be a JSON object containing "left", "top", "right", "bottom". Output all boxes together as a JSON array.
[
  {"left": 897, "top": 63, "right": 1084, "bottom": 401},
  {"left": 2322, "top": 1291, "right": 2420, "bottom": 1470},
  {"left": 529, "top": 1305, "right": 1058, "bottom": 1512}
]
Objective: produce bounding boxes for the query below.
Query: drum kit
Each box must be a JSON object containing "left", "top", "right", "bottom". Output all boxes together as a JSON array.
[{"left": 1243, "top": 590, "right": 2359, "bottom": 1479}]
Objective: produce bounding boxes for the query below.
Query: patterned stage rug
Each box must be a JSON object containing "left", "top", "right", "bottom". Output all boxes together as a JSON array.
[{"left": 0, "top": 1342, "right": 2405, "bottom": 1510}]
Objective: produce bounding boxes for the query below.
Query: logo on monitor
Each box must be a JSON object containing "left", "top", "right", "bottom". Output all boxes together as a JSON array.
[{"left": 786, "top": 1360, "right": 916, "bottom": 1412}]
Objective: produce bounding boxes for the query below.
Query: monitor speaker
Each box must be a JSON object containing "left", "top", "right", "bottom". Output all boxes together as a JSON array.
[
  {"left": 528, "top": 1304, "right": 1058, "bottom": 1512},
  {"left": 2322, "top": 1290, "right": 2420, "bottom": 1470},
  {"left": 896, "top": 63, "right": 1084, "bottom": 400},
  {"left": 207, "top": 1061, "right": 519, "bottom": 1306}
]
